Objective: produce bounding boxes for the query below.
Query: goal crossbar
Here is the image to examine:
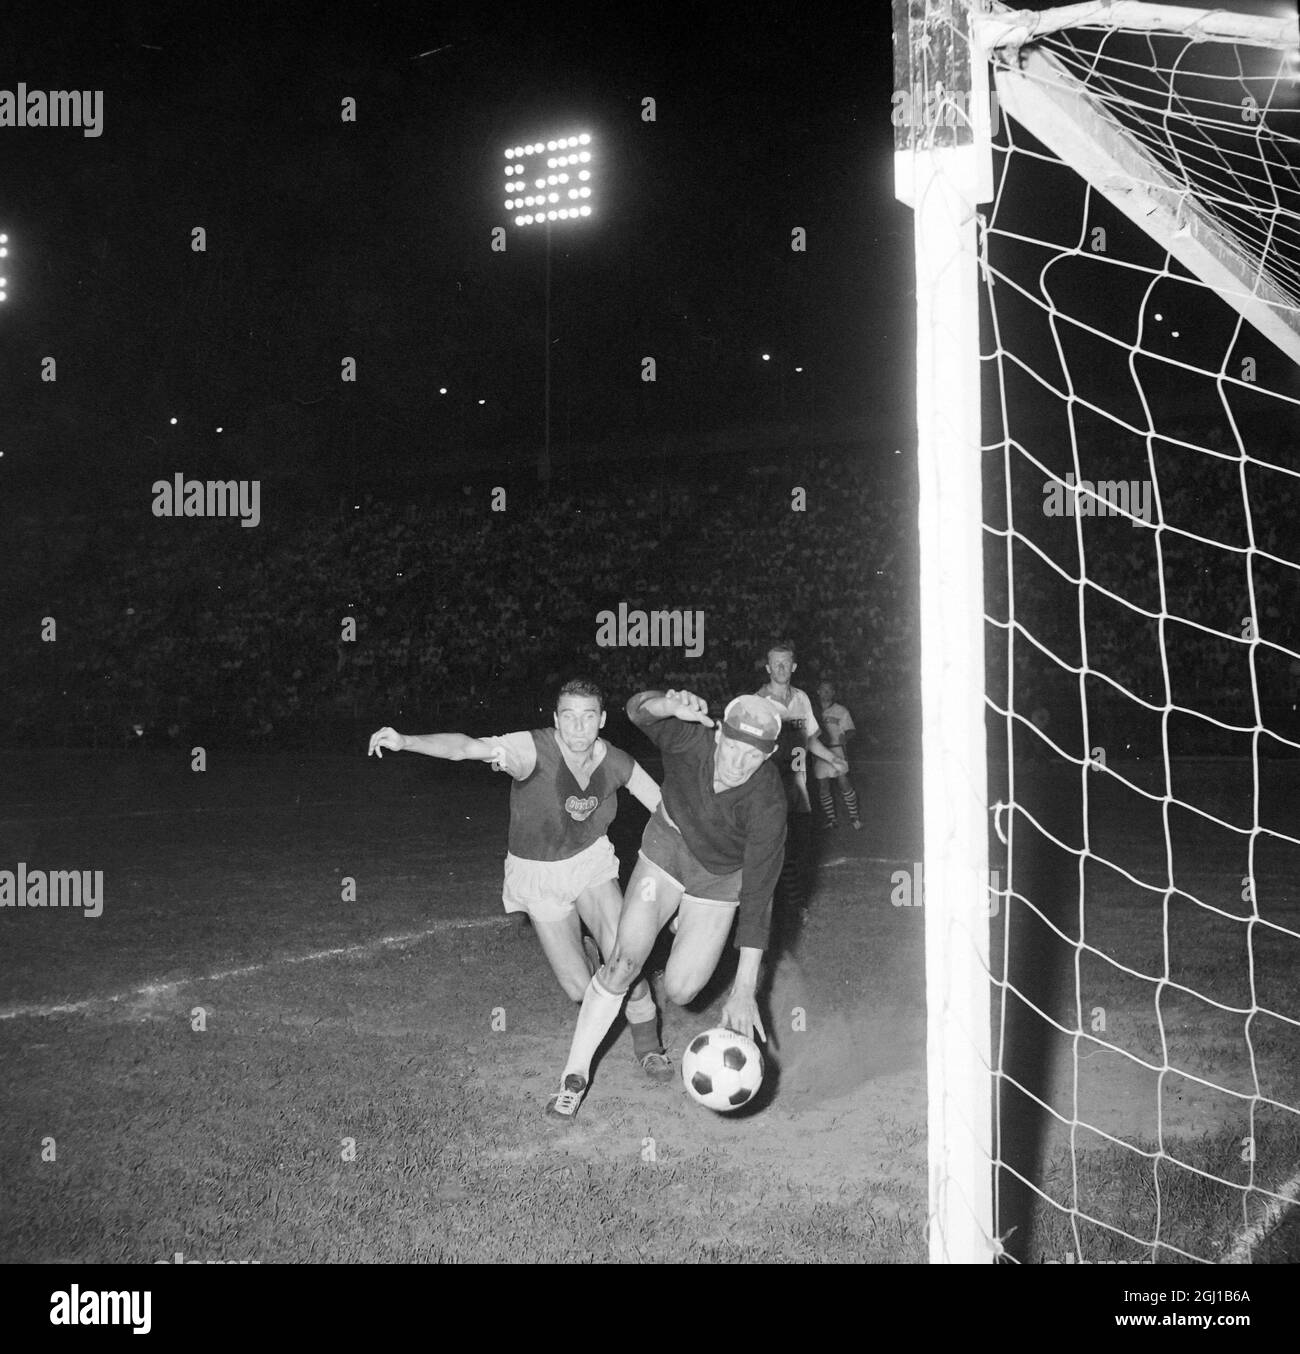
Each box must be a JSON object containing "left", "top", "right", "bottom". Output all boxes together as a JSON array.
[{"left": 979, "top": 2, "right": 1299, "bottom": 52}]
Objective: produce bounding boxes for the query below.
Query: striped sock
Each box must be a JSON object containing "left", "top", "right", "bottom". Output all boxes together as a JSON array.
[
  {"left": 818, "top": 781, "right": 837, "bottom": 824},
  {"left": 841, "top": 779, "right": 861, "bottom": 824}
]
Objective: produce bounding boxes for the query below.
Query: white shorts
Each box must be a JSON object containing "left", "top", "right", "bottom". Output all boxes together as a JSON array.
[{"left": 501, "top": 835, "right": 619, "bottom": 923}]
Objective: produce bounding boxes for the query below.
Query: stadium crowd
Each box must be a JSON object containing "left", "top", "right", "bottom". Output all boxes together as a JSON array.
[
  {"left": 1, "top": 453, "right": 912, "bottom": 749},
  {"left": 5, "top": 432, "right": 1298, "bottom": 755}
]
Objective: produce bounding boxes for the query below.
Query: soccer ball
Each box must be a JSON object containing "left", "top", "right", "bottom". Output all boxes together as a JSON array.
[{"left": 681, "top": 1028, "right": 764, "bottom": 1112}]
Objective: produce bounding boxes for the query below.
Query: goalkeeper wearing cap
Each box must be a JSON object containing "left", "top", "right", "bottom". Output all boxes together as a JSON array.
[{"left": 545, "top": 689, "right": 787, "bottom": 1120}]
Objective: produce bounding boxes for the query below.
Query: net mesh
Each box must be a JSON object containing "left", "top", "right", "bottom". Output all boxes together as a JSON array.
[{"left": 978, "top": 10, "right": 1300, "bottom": 1263}]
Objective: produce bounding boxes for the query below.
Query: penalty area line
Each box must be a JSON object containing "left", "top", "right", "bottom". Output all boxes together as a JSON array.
[
  {"left": 1222, "top": 1163, "right": 1300, "bottom": 1264},
  {"left": 0, "top": 915, "right": 509, "bottom": 1023}
]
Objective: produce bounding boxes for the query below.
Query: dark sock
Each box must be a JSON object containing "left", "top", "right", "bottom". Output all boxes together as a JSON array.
[{"left": 630, "top": 1016, "right": 661, "bottom": 1057}]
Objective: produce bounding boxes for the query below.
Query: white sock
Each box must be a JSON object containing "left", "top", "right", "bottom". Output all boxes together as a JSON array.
[
  {"left": 625, "top": 990, "right": 656, "bottom": 1024},
  {"left": 562, "top": 974, "right": 627, "bottom": 1084}
]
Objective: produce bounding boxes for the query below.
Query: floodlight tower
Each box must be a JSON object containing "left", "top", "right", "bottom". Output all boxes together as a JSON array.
[{"left": 502, "top": 131, "right": 596, "bottom": 484}]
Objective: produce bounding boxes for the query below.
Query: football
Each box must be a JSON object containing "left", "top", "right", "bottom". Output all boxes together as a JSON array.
[{"left": 681, "top": 1027, "right": 764, "bottom": 1111}]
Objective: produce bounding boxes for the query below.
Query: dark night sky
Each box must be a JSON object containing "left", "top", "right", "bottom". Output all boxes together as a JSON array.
[
  {"left": 0, "top": 0, "right": 1294, "bottom": 496},
  {"left": 0, "top": 0, "right": 909, "bottom": 488}
]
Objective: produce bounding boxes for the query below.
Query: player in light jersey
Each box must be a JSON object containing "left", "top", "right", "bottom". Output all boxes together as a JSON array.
[
  {"left": 755, "top": 642, "right": 847, "bottom": 914},
  {"left": 814, "top": 679, "right": 862, "bottom": 830},
  {"left": 367, "top": 678, "right": 672, "bottom": 1079},
  {"left": 545, "top": 691, "right": 788, "bottom": 1121}
]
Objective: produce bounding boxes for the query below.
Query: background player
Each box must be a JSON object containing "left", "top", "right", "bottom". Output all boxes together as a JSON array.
[
  {"left": 368, "top": 678, "right": 672, "bottom": 1079},
  {"left": 814, "top": 679, "right": 862, "bottom": 831},
  {"left": 545, "top": 690, "right": 788, "bottom": 1120},
  {"left": 755, "top": 641, "right": 847, "bottom": 915}
]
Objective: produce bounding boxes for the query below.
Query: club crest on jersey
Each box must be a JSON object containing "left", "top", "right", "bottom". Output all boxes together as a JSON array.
[{"left": 565, "top": 794, "right": 599, "bottom": 822}]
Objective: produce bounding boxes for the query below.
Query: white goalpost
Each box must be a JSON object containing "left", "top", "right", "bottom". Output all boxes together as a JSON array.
[{"left": 896, "top": 0, "right": 1300, "bottom": 1263}]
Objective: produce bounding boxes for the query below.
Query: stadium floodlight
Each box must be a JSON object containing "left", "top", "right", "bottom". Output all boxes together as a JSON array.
[
  {"left": 0, "top": 232, "right": 9, "bottom": 302},
  {"left": 503, "top": 131, "right": 597, "bottom": 229},
  {"left": 502, "top": 129, "right": 601, "bottom": 485}
]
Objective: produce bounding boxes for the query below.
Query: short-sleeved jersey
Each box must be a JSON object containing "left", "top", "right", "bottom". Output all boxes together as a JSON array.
[
  {"left": 487, "top": 729, "right": 636, "bottom": 863},
  {"left": 628, "top": 693, "right": 787, "bottom": 951},
  {"left": 756, "top": 683, "right": 820, "bottom": 808},
  {"left": 819, "top": 701, "right": 856, "bottom": 748}
]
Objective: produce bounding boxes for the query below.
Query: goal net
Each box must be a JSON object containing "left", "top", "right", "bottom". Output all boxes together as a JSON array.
[{"left": 896, "top": 1, "right": 1300, "bottom": 1263}]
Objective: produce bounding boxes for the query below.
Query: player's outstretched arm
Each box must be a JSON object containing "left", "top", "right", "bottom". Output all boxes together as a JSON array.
[
  {"left": 637, "top": 689, "right": 714, "bottom": 726},
  {"left": 720, "top": 947, "right": 767, "bottom": 1043},
  {"left": 367, "top": 728, "right": 498, "bottom": 762}
]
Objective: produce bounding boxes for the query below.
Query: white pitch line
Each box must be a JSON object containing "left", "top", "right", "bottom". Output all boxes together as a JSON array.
[
  {"left": 0, "top": 915, "right": 508, "bottom": 1023},
  {"left": 1223, "top": 1164, "right": 1300, "bottom": 1264},
  {"left": 821, "top": 855, "right": 912, "bottom": 868}
]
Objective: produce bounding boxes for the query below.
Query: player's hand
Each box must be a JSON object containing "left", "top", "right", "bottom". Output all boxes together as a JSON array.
[
  {"left": 368, "top": 727, "right": 405, "bottom": 758},
  {"left": 663, "top": 690, "right": 714, "bottom": 726},
  {"left": 720, "top": 989, "right": 766, "bottom": 1044},
  {"left": 830, "top": 753, "right": 849, "bottom": 776}
]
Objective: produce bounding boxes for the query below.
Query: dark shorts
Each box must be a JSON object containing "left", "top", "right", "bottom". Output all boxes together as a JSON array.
[{"left": 638, "top": 806, "right": 742, "bottom": 906}]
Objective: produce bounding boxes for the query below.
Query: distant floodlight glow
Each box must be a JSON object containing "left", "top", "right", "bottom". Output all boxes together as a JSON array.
[
  {"left": 762, "top": 354, "right": 770, "bottom": 361},
  {"left": 439, "top": 387, "right": 447, "bottom": 395},
  {"left": 548, "top": 193, "right": 558, "bottom": 203},
  {"left": 170, "top": 416, "right": 178, "bottom": 424},
  {"left": 216, "top": 426, "right": 223, "bottom": 433},
  {"left": 579, "top": 133, "right": 591, "bottom": 144},
  {"left": 548, "top": 140, "right": 558, "bottom": 150},
  {"left": 579, "top": 205, "right": 591, "bottom": 216},
  {"left": 505, "top": 148, "right": 514, "bottom": 158},
  {"left": 579, "top": 151, "right": 590, "bottom": 161},
  {"left": 547, "top": 210, "right": 557, "bottom": 220},
  {"left": 795, "top": 366, "right": 804, "bottom": 373},
  {"left": 579, "top": 187, "right": 590, "bottom": 197},
  {"left": 478, "top": 399, "right": 486, "bottom": 405}
]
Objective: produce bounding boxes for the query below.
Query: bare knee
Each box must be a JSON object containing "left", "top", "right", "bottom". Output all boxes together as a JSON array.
[
  {"left": 560, "top": 977, "right": 588, "bottom": 1003},
  {"left": 663, "top": 971, "right": 704, "bottom": 1006}
]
